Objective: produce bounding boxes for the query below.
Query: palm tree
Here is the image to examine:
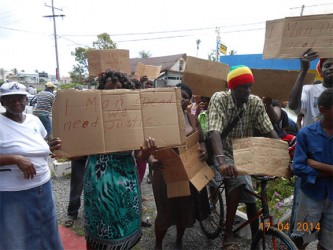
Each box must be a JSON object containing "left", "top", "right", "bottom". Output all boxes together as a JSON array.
[
  {"left": 11, "top": 68, "right": 18, "bottom": 75},
  {"left": 196, "top": 39, "right": 201, "bottom": 57},
  {"left": 229, "top": 50, "right": 237, "bottom": 55},
  {"left": 139, "top": 50, "right": 152, "bottom": 58}
]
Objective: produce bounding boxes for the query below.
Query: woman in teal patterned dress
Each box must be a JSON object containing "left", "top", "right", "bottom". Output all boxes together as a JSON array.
[
  {"left": 84, "top": 152, "right": 143, "bottom": 249},
  {"left": 51, "top": 70, "right": 157, "bottom": 250}
]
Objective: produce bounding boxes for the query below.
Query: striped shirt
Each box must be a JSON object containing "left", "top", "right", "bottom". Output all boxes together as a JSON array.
[
  {"left": 32, "top": 90, "right": 55, "bottom": 115},
  {"left": 207, "top": 91, "right": 273, "bottom": 160}
]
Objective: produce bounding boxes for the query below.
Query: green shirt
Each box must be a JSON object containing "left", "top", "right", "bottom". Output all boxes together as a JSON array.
[{"left": 207, "top": 91, "right": 273, "bottom": 160}]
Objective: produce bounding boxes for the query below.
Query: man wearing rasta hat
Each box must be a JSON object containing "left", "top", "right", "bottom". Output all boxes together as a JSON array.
[{"left": 207, "top": 65, "right": 279, "bottom": 249}]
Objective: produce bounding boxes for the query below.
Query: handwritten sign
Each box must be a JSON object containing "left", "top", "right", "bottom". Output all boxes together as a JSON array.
[
  {"left": 135, "top": 62, "right": 162, "bottom": 80},
  {"left": 251, "top": 69, "right": 315, "bottom": 100},
  {"left": 263, "top": 14, "right": 333, "bottom": 59},
  {"left": 153, "top": 132, "right": 214, "bottom": 198},
  {"left": 87, "top": 49, "right": 131, "bottom": 76},
  {"left": 52, "top": 88, "right": 186, "bottom": 158},
  {"left": 182, "top": 56, "right": 229, "bottom": 97},
  {"left": 233, "top": 137, "right": 291, "bottom": 177}
]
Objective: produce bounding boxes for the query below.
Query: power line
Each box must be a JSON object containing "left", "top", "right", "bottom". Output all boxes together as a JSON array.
[
  {"left": 290, "top": 2, "right": 333, "bottom": 9},
  {"left": 60, "top": 21, "right": 265, "bottom": 37}
]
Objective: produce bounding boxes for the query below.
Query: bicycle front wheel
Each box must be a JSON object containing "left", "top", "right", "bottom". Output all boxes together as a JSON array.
[
  {"left": 199, "top": 183, "right": 224, "bottom": 239},
  {"left": 251, "top": 227, "right": 297, "bottom": 250}
]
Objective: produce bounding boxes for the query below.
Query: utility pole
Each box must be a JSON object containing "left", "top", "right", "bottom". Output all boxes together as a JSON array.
[
  {"left": 215, "top": 27, "right": 220, "bottom": 62},
  {"left": 43, "top": 0, "right": 65, "bottom": 82},
  {"left": 300, "top": 4, "right": 305, "bottom": 16}
]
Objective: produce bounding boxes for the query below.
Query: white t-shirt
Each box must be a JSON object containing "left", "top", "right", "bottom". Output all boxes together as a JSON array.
[
  {"left": 0, "top": 114, "right": 51, "bottom": 191},
  {"left": 300, "top": 83, "right": 327, "bottom": 127}
]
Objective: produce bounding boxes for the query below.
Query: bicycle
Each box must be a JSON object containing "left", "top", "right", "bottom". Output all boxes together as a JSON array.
[{"left": 199, "top": 175, "right": 297, "bottom": 250}]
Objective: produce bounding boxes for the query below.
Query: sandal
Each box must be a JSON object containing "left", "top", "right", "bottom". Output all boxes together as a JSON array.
[
  {"left": 65, "top": 216, "right": 76, "bottom": 228},
  {"left": 223, "top": 241, "right": 240, "bottom": 250},
  {"left": 141, "top": 220, "right": 152, "bottom": 227},
  {"left": 147, "top": 175, "right": 152, "bottom": 184}
]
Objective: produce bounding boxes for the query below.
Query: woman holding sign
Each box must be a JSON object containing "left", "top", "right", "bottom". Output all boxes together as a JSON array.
[
  {"left": 150, "top": 83, "right": 209, "bottom": 250},
  {"left": 51, "top": 70, "right": 158, "bottom": 250}
]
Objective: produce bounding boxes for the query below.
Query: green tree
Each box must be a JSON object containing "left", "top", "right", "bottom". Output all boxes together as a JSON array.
[
  {"left": 69, "top": 33, "right": 117, "bottom": 84},
  {"left": 92, "top": 33, "right": 117, "bottom": 49},
  {"left": 139, "top": 50, "right": 151, "bottom": 58}
]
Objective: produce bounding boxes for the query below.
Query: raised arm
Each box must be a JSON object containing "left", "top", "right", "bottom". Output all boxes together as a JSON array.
[{"left": 288, "top": 48, "right": 318, "bottom": 110}]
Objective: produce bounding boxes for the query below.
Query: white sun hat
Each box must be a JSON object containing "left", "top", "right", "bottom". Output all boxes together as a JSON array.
[{"left": 0, "top": 82, "right": 27, "bottom": 97}]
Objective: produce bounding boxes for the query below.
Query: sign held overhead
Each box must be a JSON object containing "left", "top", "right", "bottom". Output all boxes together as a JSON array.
[
  {"left": 182, "top": 56, "right": 229, "bottom": 97},
  {"left": 135, "top": 62, "right": 162, "bottom": 80},
  {"left": 87, "top": 49, "right": 131, "bottom": 76},
  {"left": 263, "top": 14, "right": 333, "bottom": 59},
  {"left": 251, "top": 69, "right": 315, "bottom": 100}
]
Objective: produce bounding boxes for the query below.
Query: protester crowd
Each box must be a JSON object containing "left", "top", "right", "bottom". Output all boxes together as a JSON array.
[{"left": 0, "top": 48, "right": 332, "bottom": 250}]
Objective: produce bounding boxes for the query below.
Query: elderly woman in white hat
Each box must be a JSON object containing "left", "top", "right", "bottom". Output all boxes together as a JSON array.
[{"left": 0, "top": 82, "right": 63, "bottom": 250}]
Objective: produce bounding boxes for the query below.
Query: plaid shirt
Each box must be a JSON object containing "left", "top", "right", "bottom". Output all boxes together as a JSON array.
[{"left": 207, "top": 91, "right": 273, "bottom": 160}]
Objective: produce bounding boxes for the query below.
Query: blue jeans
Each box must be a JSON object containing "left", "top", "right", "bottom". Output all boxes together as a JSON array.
[
  {"left": 67, "top": 158, "right": 87, "bottom": 218},
  {"left": 0, "top": 180, "right": 63, "bottom": 250},
  {"left": 289, "top": 176, "right": 301, "bottom": 236},
  {"left": 37, "top": 114, "right": 52, "bottom": 136},
  {"left": 292, "top": 190, "right": 333, "bottom": 249}
]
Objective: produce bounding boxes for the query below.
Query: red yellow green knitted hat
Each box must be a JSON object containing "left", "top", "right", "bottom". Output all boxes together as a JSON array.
[
  {"left": 316, "top": 58, "right": 327, "bottom": 77},
  {"left": 227, "top": 65, "right": 254, "bottom": 90}
]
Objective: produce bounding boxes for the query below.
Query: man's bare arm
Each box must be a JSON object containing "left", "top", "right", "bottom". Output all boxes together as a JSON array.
[{"left": 288, "top": 49, "right": 318, "bottom": 110}]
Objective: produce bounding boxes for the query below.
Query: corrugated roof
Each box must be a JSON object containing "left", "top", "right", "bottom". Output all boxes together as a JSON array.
[
  {"left": 130, "top": 54, "right": 187, "bottom": 73},
  {"left": 220, "top": 54, "right": 319, "bottom": 70}
]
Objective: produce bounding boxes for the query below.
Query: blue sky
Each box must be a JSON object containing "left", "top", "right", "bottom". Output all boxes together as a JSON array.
[{"left": 0, "top": 0, "right": 332, "bottom": 77}]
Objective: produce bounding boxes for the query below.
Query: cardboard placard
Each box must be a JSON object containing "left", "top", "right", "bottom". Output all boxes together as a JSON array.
[
  {"left": 263, "top": 14, "right": 333, "bottom": 59},
  {"left": 154, "top": 132, "right": 214, "bottom": 198},
  {"left": 52, "top": 88, "right": 186, "bottom": 158},
  {"left": 87, "top": 49, "right": 131, "bottom": 76},
  {"left": 182, "top": 56, "right": 229, "bottom": 97},
  {"left": 251, "top": 69, "right": 315, "bottom": 100},
  {"left": 135, "top": 62, "right": 162, "bottom": 80},
  {"left": 233, "top": 137, "right": 292, "bottom": 178}
]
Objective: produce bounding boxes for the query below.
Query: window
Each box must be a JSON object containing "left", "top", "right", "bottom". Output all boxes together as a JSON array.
[{"left": 179, "top": 60, "right": 184, "bottom": 71}]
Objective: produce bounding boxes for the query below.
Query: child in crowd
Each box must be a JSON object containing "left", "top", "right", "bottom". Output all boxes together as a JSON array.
[{"left": 292, "top": 89, "right": 333, "bottom": 250}]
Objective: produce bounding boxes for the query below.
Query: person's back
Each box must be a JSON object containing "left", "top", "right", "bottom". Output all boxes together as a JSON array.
[
  {"left": 33, "top": 89, "right": 55, "bottom": 114},
  {"left": 31, "top": 82, "right": 55, "bottom": 141}
]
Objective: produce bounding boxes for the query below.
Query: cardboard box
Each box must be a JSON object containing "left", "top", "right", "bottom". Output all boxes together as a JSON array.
[
  {"left": 87, "top": 49, "right": 131, "bottom": 76},
  {"left": 52, "top": 88, "right": 186, "bottom": 158},
  {"left": 153, "top": 132, "right": 214, "bottom": 198},
  {"left": 251, "top": 69, "right": 315, "bottom": 100},
  {"left": 233, "top": 137, "right": 291, "bottom": 177},
  {"left": 182, "top": 56, "right": 229, "bottom": 97},
  {"left": 263, "top": 14, "right": 333, "bottom": 59},
  {"left": 134, "top": 62, "right": 162, "bottom": 80}
]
